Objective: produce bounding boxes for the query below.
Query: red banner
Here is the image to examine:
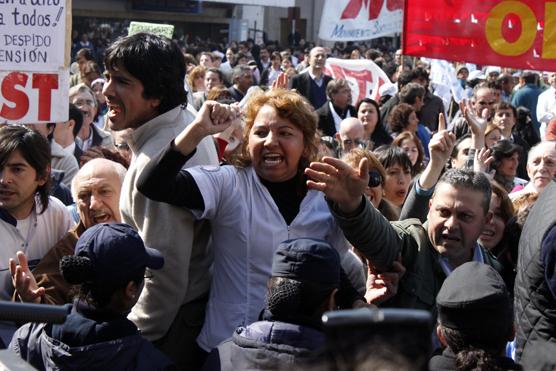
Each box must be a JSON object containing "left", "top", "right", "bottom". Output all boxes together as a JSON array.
[{"left": 403, "top": 0, "right": 556, "bottom": 71}]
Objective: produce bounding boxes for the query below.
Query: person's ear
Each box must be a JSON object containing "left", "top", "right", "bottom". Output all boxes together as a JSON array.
[
  {"left": 149, "top": 98, "right": 161, "bottom": 111},
  {"left": 437, "top": 325, "right": 448, "bottom": 347},
  {"left": 37, "top": 164, "right": 51, "bottom": 186},
  {"left": 66, "top": 119, "right": 75, "bottom": 129},
  {"left": 123, "top": 280, "right": 140, "bottom": 302}
]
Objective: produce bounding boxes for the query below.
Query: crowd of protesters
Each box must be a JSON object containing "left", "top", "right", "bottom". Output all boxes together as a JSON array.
[{"left": 0, "top": 24, "right": 556, "bottom": 370}]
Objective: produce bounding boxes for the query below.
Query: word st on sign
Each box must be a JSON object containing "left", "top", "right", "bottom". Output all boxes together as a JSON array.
[
  {"left": 0, "top": 71, "right": 68, "bottom": 123},
  {"left": 403, "top": 0, "right": 556, "bottom": 71}
]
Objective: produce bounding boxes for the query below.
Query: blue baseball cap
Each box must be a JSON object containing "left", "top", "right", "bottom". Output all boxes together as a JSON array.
[
  {"left": 75, "top": 223, "right": 164, "bottom": 284},
  {"left": 272, "top": 238, "right": 341, "bottom": 287}
]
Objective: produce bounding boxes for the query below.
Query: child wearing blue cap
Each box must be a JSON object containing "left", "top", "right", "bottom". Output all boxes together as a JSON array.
[{"left": 9, "top": 223, "right": 175, "bottom": 371}]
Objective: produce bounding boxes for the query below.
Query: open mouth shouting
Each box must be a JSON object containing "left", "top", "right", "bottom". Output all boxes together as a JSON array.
[
  {"left": 263, "top": 153, "right": 283, "bottom": 166},
  {"left": 91, "top": 210, "right": 113, "bottom": 224},
  {"left": 107, "top": 101, "right": 122, "bottom": 120}
]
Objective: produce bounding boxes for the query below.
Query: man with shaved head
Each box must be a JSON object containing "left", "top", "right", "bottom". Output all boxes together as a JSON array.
[
  {"left": 290, "top": 46, "right": 333, "bottom": 109},
  {"left": 10, "top": 158, "right": 126, "bottom": 305},
  {"left": 336, "top": 118, "right": 368, "bottom": 155}
]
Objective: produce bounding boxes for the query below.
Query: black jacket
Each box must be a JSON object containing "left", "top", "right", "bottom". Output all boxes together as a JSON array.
[
  {"left": 514, "top": 181, "right": 556, "bottom": 363},
  {"left": 315, "top": 101, "right": 357, "bottom": 137},
  {"left": 290, "top": 72, "right": 332, "bottom": 110}
]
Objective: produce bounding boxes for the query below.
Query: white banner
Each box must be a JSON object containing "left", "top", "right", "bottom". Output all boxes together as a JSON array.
[
  {"left": 0, "top": 0, "right": 70, "bottom": 123},
  {"left": 428, "top": 59, "right": 465, "bottom": 112},
  {"left": 324, "top": 58, "right": 394, "bottom": 105},
  {"left": 319, "top": 0, "right": 403, "bottom": 41}
]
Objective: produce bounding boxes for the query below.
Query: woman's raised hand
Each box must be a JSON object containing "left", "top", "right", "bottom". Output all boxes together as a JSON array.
[
  {"left": 174, "top": 101, "right": 241, "bottom": 156},
  {"left": 305, "top": 156, "right": 369, "bottom": 213}
]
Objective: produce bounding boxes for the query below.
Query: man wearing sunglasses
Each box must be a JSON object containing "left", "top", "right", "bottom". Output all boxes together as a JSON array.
[{"left": 336, "top": 118, "right": 369, "bottom": 156}]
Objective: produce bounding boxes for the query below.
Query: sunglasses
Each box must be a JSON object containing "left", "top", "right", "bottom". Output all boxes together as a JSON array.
[{"left": 368, "top": 170, "right": 382, "bottom": 188}]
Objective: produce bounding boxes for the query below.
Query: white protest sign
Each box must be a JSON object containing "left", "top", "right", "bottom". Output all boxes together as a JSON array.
[
  {"left": 128, "top": 21, "right": 174, "bottom": 38},
  {"left": 0, "top": 0, "right": 70, "bottom": 123},
  {"left": 319, "top": 0, "right": 403, "bottom": 41},
  {"left": 324, "top": 58, "right": 394, "bottom": 105}
]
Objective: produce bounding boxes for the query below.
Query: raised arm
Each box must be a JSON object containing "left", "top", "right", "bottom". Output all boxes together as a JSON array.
[
  {"left": 305, "top": 156, "right": 401, "bottom": 271},
  {"left": 137, "top": 101, "right": 239, "bottom": 208},
  {"left": 401, "top": 116, "right": 456, "bottom": 221},
  {"left": 461, "top": 99, "right": 488, "bottom": 150}
]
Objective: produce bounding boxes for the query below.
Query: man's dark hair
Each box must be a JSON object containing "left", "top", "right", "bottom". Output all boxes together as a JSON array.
[
  {"left": 104, "top": 32, "right": 187, "bottom": 115},
  {"left": 399, "top": 82, "right": 425, "bottom": 106},
  {"left": 411, "top": 67, "right": 429, "bottom": 83},
  {"left": 437, "top": 169, "right": 492, "bottom": 214},
  {"left": 265, "top": 276, "right": 335, "bottom": 329},
  {"left": 497, "top": 73, "right": 513, "bottom": 85},
  {"left": 69, "top": 103, "right": 83, "bottom": 138},
  {"left": 397, "top": 70, "right": 415, "bottom": 90},
  {"left": 205, "top": 67, "right": 224, "bottom": 83},
  {"left": 486, "top": 80, "right": 502, "bottom": 92},
  {"left": 450, "top": 133, "right": 471, "bottom": 160},
  {"left": 521, "top": 71, "right": 537, "bottom": 85},
  {"left": 0, "top": 126, "right": 51, "bottom": 213}
]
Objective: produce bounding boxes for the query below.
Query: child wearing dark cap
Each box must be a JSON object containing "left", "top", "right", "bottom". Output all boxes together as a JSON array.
[
  {"left": 9, "top": 223, "right": 175, "bottom": 371},
  {"left": 430, "top": 262, "right": 521, "bottom": 371}
]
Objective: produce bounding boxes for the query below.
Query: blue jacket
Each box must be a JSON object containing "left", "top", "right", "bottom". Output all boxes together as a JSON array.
[
  {"left": 204, "top": 320, "right": 325, "bottom": 371},
  {"left": 9, "top": 303, "right": 175, "bottom": 371}
]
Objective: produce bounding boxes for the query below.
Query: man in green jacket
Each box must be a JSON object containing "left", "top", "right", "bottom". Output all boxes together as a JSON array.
[{"left": 305, "top": 134, "right": 501, "bottom": 319}]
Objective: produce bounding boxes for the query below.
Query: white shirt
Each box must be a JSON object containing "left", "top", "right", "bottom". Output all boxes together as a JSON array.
[
  {"left": 61, "top": 141, "right": 76, "bottom": 157},
  {"left": 439, "top": 243, "right": 484, "bottom": 276},
  {"left": 189, "top": 165, "right": 359, "bottom": 351},
  {"left": 0, "top": 196, "right": 73, "bottom": 300},
  {"left": 75, "top": 126, "right": 94, "bottom": 152},
  {"left": 536, "top": 87, "right": 556, "bottom": 140}
]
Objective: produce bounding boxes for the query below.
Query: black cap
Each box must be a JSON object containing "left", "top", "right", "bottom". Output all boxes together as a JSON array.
[
  {"left": 75, "top": 223, "right": 164, "bottom": 284},
  {"left": 437, "top": 262, "right": 512, "bottom": 331},
  {"left": 272, "top": 238, "right": 340, "bottom": 287}
]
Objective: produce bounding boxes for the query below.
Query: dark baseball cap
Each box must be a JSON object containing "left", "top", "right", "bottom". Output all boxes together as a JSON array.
[
  {"left": 75, "top": 223, "right": 164, "bottom": 284},
  {"left": 272, "top": 238, "right": 341, "bottom": 286},
  {"left": 437, "top": 262, "right": 512, "bottom": 332}
]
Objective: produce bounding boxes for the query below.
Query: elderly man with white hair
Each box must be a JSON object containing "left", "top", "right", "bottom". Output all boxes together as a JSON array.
[
  {"left": 9, "top": 158, "right": 126, "bottom": 305},
  {"left": 510, "top": 141, "right": 556, "bottom": 200}
]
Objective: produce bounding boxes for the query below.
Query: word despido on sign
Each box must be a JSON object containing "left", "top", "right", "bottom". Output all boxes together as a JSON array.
[{"left": 485, "top": 0, "right": 556, "bottom": 58}]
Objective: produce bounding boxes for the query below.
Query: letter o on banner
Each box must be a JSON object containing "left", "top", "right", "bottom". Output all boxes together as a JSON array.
[{"left": 485, "top": 1, "right": 537, "bottom": 57}]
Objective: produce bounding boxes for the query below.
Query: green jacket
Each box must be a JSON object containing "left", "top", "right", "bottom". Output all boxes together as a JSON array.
[{"left": 331, "top": 197, "right": 502, "bottom": 318}]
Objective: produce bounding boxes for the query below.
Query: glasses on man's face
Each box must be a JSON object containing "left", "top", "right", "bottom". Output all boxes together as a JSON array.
[
  {"left": 343, "top": 138, "right": 368, "bottom": 148},
  {"left": 115, "top": 142, "right": 130, "bottom": 151},
  {"left": 368, "top": 169, "right": 382, "bottom": 188},
  {"left": 74, "top": 99, "right": 95, "bottom": 107}
]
